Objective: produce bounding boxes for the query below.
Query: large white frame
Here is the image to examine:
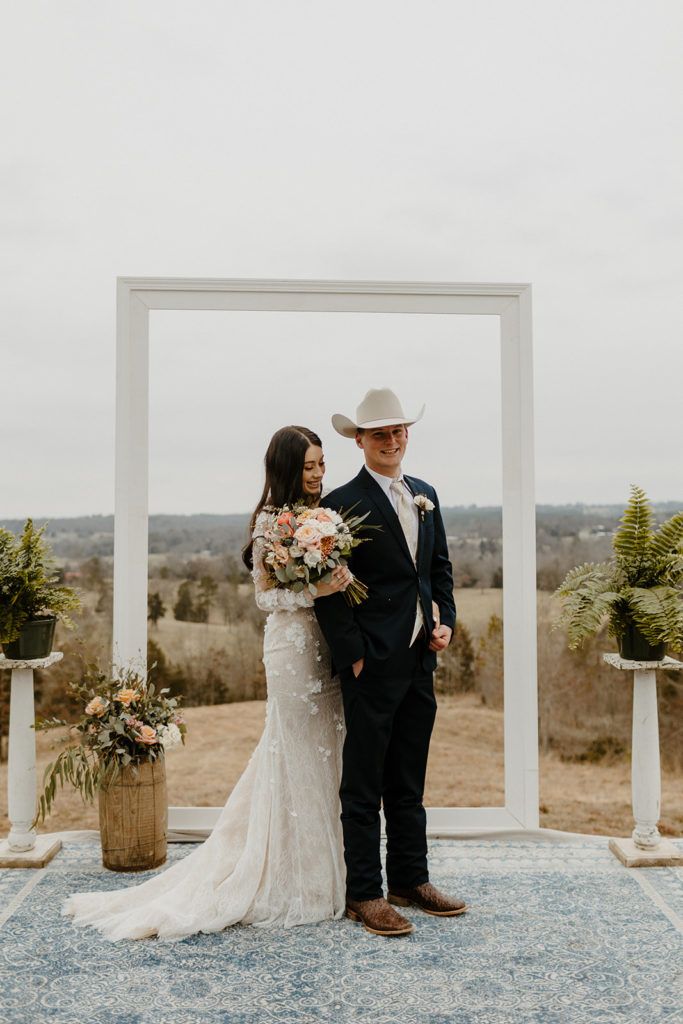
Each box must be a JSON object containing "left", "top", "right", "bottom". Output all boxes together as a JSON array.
[{"left": 114, "top": 277, "right": 537, "bottom": 838}]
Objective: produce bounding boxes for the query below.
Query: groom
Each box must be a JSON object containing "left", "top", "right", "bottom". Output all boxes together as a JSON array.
[{"left": 315, "top": 387, "right": 467, "bottom": 937}]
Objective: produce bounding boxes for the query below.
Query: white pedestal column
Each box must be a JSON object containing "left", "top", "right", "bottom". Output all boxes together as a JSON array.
[
  {"left": 603, "top": 653, "right": 683, "bottom": 868},
  {"left": 8, "top": 666, "right": 40, "bottom": 851},
  {"left": 631, "top": 669, "right": 662, "bottom": 848},
  {"left": 0, "top": 652, "right": 64, "bottom": 868}
]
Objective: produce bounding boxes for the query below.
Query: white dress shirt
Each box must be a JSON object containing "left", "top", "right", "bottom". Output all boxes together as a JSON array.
[{"left": 365, "top": 466, "right": 420, "bottom": 534}]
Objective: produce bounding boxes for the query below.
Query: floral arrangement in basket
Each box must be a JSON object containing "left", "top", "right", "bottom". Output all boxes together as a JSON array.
[
  {"left": 30, "top": 659, "right": 187, "bottom": 829},
  {"left": 256, "top": 503, "right": 377, "bottom": 605}
]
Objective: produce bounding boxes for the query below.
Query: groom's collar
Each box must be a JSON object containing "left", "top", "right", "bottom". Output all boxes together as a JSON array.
[
  {"left": 365, "top": 464, "right": 397, "bottom": 497},
  {"left": 360, "top": 464, "right": 415, "bottom": 495}
]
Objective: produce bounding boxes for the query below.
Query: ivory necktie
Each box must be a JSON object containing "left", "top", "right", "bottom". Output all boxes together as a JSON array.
[{"left": 389, "top": 479, "right": 424, "bottom": 645}]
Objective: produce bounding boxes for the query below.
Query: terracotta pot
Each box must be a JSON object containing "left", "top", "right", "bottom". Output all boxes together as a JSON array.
[
  {"left": 98, "top": 755, "right": 168, "bottom": 871},
  {"left": 1, "top": 615, "right": 56, "bottom": 659}
]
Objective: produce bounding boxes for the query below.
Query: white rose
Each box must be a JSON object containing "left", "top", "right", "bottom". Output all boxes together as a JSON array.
[
  {"left": 158, "top": 723, "right": 182, "bottom": 750},
  {"left": 304, "top": 548, "right": 323, "bottom": 567}
]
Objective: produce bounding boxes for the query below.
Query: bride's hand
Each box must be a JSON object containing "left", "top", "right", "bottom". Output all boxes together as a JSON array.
[{"left": 315, "top": 566, "right": 353, "bottom": 598}]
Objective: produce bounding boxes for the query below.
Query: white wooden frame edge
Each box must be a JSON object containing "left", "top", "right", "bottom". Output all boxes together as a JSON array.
[{"left": 114, "top": 277, "right": 538, "bottom": 838}]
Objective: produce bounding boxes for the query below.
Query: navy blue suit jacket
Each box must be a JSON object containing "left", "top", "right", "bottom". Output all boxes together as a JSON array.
[{"left": 314, "top": 466, "right": 456, "bottom": 676}]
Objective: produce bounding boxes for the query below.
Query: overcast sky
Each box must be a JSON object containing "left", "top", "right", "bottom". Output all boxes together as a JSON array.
[{"left": 2, "top": 1, "right": 681, "bottom": 517}]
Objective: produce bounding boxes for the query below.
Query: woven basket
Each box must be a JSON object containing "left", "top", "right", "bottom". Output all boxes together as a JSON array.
[{"left": 98, "top": 755, "right": 168, "bottom": 872}]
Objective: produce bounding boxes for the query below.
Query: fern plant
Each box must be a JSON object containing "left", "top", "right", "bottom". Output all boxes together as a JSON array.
[
  {"left": 0, "top": 518, "right": 81, "bottom": 644},
  {"left": 552, "top": 485, "right": 683, "bottom": 654}
]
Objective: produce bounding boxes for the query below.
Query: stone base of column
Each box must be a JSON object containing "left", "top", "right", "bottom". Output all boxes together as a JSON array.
[
  {"left": 0, "top": 835, "right": 63, "bottom": 868},
  {"left": 609, "top": 836, "right": 683, "bottom": 868}
]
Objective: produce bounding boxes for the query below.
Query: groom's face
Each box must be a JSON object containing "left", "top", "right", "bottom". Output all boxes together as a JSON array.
[{"left": 356, "top": 424, "right": 408, "bottom": 477}]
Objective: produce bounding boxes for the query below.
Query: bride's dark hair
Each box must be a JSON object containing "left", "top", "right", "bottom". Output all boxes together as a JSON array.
[{"left": 242, "top": 425, "right": 323, "bottom": 571}]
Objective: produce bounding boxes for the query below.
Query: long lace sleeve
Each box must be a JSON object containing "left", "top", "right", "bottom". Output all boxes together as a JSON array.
[{"left": 251, "top": 535, "right": 314, "bottom": 612}]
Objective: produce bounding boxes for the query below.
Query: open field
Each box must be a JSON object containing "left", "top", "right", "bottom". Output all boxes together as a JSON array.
[
  {"left": 4, "top": 583, "right": 681, "bottom": 841},
  {"left": 4, "top": 692, "right": 681, "bottom": 840}
]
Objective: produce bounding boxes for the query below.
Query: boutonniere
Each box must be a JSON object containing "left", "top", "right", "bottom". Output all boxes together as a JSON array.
[{"left": 413, "top": 494, "right": 435, "bottom": 520}]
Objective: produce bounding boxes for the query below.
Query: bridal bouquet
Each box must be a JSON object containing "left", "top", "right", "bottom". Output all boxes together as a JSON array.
[{"left": 257, "top": 504, "right": 374, "bottom": 605}]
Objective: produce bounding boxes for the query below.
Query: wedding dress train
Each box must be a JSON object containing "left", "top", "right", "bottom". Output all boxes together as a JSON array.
[{"left": 61, "top": 525, "right": 346, "bottom": 941}]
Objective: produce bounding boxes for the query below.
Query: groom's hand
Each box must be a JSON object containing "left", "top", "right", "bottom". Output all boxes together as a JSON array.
[
  {"left": 351, "top": 658, "right": 364, "bottom": 678},
  {"left": 429, "top": 624, "right": 452, "bottom": 652}
]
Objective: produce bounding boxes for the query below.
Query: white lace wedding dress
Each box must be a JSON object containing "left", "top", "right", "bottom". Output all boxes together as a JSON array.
[{"left": 61, "top": 523, "right": 346, "bottom": 942}]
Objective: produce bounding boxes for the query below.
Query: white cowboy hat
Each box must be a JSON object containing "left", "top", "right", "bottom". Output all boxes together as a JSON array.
[{"left": 331, "top": 388, "right": 426, "bottom": 438}]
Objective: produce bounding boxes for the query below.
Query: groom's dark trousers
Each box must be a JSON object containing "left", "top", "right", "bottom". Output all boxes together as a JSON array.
[
  {"left": 338, "top": 631, "right": 437, "bottom": 900},
  {"left": 314, "top": 466, "right": 456, "bottom": 902}
]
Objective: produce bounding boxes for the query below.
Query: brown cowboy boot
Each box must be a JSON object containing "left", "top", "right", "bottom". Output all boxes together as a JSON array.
[
  {"left": 345, "top": 897, "right": 415, "bottom": 936},
  {"left": 387, "top": 881, "right": 468, "bottom": 917}
]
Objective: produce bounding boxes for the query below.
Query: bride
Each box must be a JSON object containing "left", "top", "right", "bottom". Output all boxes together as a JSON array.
[{"left": 61, "top": 425, "right": 352, "bottom": 942}]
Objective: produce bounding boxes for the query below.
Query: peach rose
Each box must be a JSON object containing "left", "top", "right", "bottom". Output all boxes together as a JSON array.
[
  {"left": 273, "top": 542, "right": 289, "bottom": 565},
  {"left": 294, "top": 522, "right": 322, "bottom": 548},
  {"left": 85, "top": 696, "right": 109, "bottom": 717},
  {"left": 135, "top": 725, "right": 158, "bottom": 745},
  {"left": 114, "top": 688, "right": 139, "bottom": 706},
  {"left": 276, "top": 513, "right": 294, "bottom": 536}
]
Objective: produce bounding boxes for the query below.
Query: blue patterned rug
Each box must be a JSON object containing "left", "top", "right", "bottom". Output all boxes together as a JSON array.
[{"left": 1, "top": 835, "right": 682, "bottom": 1024}]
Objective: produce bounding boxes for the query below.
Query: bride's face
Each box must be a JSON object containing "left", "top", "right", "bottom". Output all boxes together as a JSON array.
[{"left": 302, "top": 444, "right": 325, "bottom": 500}]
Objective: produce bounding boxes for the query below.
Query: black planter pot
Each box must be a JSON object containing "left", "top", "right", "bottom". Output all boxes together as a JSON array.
[
  {"left": 1, "top": 615, "right": 57, "bottom": 659},
  {"left": 618, "top": 620, "right": 667, "bottom": 662}
]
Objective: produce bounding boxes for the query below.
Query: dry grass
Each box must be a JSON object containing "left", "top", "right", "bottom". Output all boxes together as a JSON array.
[
  {"left": 149, "top": 616, "right": 244, "bottom": 660},
  {"left": 452, "top": 587, "right": 503, "bottom": 631},
  {"left": 4, "top": 693, "right": 681, "bottom": 840},
  {"left": 150, "top": 586, "right": 504, "bottom": 656}
]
